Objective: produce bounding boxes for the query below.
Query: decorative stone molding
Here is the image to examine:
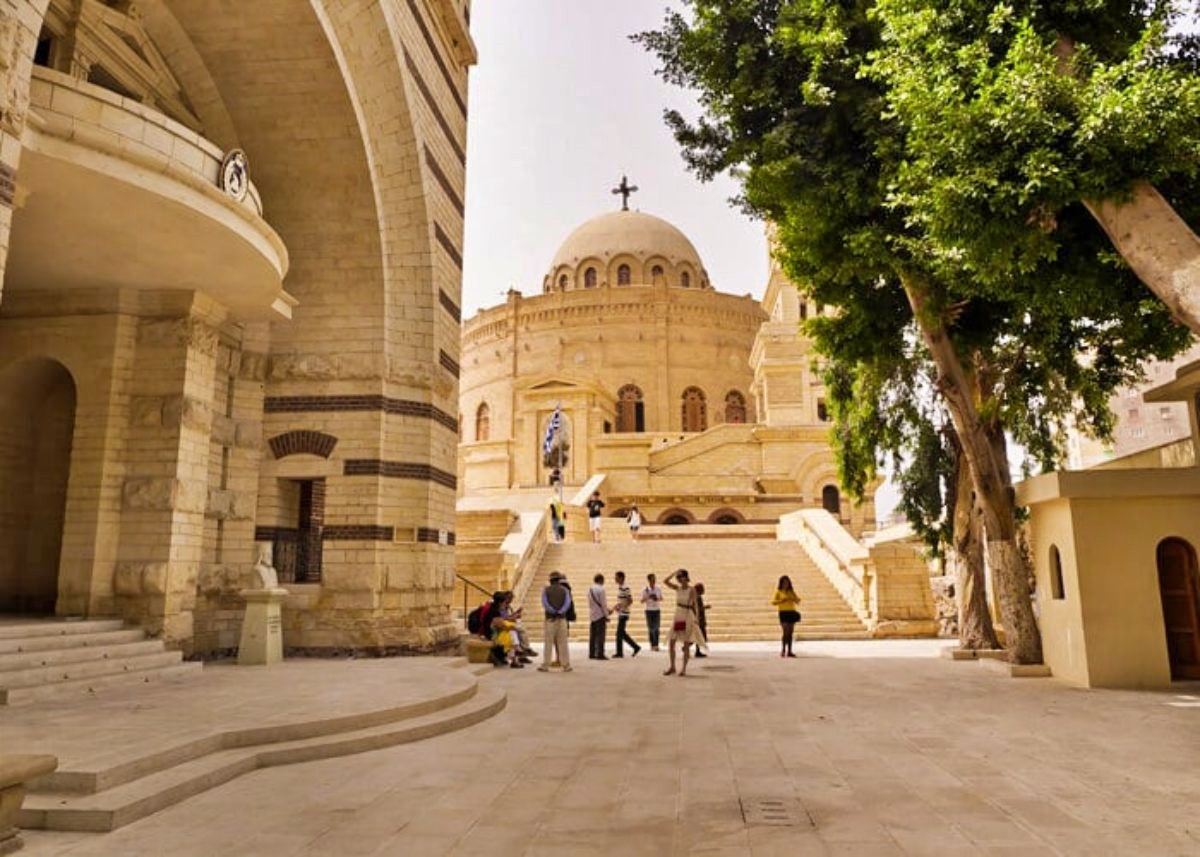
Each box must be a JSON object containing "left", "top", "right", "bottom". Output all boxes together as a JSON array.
[{"left": 267, "top": 430, "right": 338, "bottom": 460}]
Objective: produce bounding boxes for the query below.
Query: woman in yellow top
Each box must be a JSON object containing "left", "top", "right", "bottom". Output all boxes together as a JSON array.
[{"left": 771, "top": 575, "right": 801, "bottom": 658}]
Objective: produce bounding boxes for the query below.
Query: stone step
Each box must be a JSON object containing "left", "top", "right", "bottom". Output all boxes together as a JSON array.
[
  {"left": 0, "top": 650, "right": 183, "bottom": 690},
  {"left": 0, "top": 628, "right": 146, "bottom": 655},
  {"left": 19, "top": 684, "right": 507, "bottom": 833},
  {"left": 0, "top": 639, "right": 167, "bottom": 673},
  {"left": 1, "top": 662, "right": 202, "bottom": 706},
  {"left": 0, "top": 619, "right": 126, "bottom": 641}
]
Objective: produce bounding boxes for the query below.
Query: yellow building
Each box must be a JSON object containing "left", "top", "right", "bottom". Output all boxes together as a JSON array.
[
  {"left": 459, "top": 205, "right": 875, "bottom": 533},
  {"left": 0, "top": 0, "right": 475, "bottom": 655},
  {"left": 1018, "top": 359, "right": 1200, "bottom": 688}
]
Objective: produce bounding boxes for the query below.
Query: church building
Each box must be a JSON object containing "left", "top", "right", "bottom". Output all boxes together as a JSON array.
[{"left": 458, "top": 194, "right": 876, "bottom": 534}]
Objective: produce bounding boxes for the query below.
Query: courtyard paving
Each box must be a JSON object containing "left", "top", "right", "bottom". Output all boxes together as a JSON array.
[{"left": 19, "top": 639, "right": 1200, "bottom": 856}]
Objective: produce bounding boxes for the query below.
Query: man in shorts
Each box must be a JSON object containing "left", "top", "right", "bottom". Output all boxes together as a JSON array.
[{"left": 586, "top": 490, "right": 605, "bottom": 543}]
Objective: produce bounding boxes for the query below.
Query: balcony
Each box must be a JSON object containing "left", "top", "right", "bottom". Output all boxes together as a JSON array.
[{"left": 6, "top": 67, "right": 292, "bottom": 320}]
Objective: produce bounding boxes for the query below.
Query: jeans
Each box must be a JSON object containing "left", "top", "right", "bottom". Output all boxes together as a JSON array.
[
  {"left": 645, "top": 610, "right": 661, "bottom": 648},
  {"left": 589, "top": 618, "right": 608, "bottom": 658},
  {"left": 615, "top": 613, "right": 640, "bottom": 655}
]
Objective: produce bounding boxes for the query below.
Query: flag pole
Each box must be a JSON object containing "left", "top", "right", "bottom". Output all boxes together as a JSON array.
[{"left": 556, "top": 401, "right": 564, "bottom": 506}]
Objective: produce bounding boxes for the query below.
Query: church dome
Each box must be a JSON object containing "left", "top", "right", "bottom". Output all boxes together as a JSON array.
[{"left": 545, "top": 210, "right": 711, "bottom": 292}]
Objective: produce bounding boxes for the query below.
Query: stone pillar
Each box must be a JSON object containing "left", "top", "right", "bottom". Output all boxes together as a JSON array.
[
  {"left": 0, "top": 2, "right": 46, "bottom": 308},
  {"left": 114, "top": 296, "right": 221, "bottom": 651}
]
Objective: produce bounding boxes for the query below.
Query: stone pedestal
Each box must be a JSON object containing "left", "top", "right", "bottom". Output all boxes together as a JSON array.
[
  {"left": 237, "top": 588, "right": 287, "bottom": 666},
  {"left": 0, "top": 754, "right": 57, "bottom": 855}
]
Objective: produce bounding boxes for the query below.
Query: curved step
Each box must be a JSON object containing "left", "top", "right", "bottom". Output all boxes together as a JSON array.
[{"left": 20, "top": 684, "right": 507, "bottom": 833}]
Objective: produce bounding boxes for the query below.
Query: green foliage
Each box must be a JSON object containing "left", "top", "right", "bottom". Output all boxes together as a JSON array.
[{"left": 635, "top": 0, "right": 1197, "bottom": 539}]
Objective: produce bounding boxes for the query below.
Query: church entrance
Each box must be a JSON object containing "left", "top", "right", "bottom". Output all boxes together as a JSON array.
[
  {"left": 0, "top": 358, "right": 76, "bottom": 614},
  {"left": 1157, "top": 538, "right": 1200, "bottom": 680}
]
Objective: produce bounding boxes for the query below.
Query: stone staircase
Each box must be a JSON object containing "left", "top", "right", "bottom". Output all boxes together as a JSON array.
[
  {"left": 0, "top": 619, "right": 200, "bottom": 705},
  {"left": 518, "top": 534, "right": 869, "bottom": 642}
]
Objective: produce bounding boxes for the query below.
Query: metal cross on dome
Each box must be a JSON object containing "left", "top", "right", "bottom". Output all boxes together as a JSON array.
[{"left": 612, "top": 175, "right": 639, "bottom": 211}]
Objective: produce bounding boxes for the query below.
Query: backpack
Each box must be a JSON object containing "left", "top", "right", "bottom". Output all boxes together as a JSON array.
[{"left": 467, "top": 601, "right": 493, "bottom": 636}]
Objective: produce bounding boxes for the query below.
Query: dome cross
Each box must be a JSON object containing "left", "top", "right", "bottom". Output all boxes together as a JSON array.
[{"left": 611, "top": 175, "right": 639, "bottom": 211}]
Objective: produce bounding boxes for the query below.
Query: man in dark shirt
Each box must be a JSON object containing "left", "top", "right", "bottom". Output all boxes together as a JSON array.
[
  {"left": 539, "top": 571, "right": 573, "bottom": 672},
  {"left": 586, "top": 491, "right": 605, "bottom": 543}
]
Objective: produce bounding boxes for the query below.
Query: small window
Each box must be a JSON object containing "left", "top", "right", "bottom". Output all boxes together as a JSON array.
[
  {"left": 584, "top": 267, "right": 597, "bottom": 288},
  {"left": 822, "top": 485, "right": 840, "bottom": 517},
  {"left": 475, "top": 402, "right": 490, "bottom": 442},
  {"left": 681, "top": 387, "right": 707, "bottom": 432},
  {"left": 34, "top": 31, "right": 54, "bottom": 67},
  {"left": 1049, "top": 545, "right": 1065, "bottom": 600},
  {"left": 724, "top": 390, "right": 747, "bottom": 424},
  {"left": 558, "top": 274, "right": 567, "bottom": 291},
  {"left": 800, "top": 302, "right": 808, "bottom": 321},
  {"left": 681, "top": 272, "right": 691, "bottom": 288},
  {"left": 651, "top": 265, "right": 664, "bottom": 284},
  {"left": 817, "top": 399, "right": 829, "bottom": 421},
  {"left": 617, "top": 264, "right": 631, "bottom": 285}
]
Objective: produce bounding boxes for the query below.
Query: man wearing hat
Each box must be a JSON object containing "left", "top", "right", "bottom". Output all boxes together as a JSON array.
[{"left": 539, "top": 570, "right": 573, "bottom": 672}]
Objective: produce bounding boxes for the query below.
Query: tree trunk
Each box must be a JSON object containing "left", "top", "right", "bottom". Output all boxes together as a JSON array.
[
  {"left": 901, "top": 272, "right": 1044, "bottom": 664},
  {"left": 951, "top": 445, "right": 999, "bottom": 650},
  {"left": 1084, "top": 182, "right": 1200, "bottom": 335}
]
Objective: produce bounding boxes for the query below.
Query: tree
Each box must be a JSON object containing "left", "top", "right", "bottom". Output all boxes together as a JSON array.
[{"left": 636, "top": 1, "right": 1194, "bottom": 664}]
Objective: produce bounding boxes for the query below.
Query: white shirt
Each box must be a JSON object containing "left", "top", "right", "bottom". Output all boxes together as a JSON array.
[
  {"left": 588, "top": 584, "right": 609, "bottom": 622},
  {"left": 642, "top": 585, "right": 663, "bottom": 612},
  {"left": 628, "top": 509, "right": 642, "bottom": 528}
]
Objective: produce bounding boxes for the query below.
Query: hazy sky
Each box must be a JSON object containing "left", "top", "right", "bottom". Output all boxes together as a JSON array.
[{"left": 461, "top": 1, "right": 769, "bottom": 317}]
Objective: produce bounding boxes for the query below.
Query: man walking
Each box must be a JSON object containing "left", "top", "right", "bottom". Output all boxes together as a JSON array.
[
  {"left": 588, "top": 572, "right": 612, "bottom": 659},
  {"left": 586, "top": 490, "right": 605, "bottom": 543},
  {"left": 612, "top": 571, "right": 641, "bottom": 657},
  {"left": 539, "top": 571, "right": 573, "bottom": 672},
  {"left": 642, "top": 572, "right": 663, "bottom": 651}
]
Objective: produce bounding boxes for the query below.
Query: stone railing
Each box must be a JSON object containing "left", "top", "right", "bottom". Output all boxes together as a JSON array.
[
  {"left": 779, "top": 508, "right": 873, "bottom": 623},
  {"left": 647, "top": 423, "right": 756, "bottom": 471},
  {"left": 779, "top": 509, "right": 937, "bottom": 637},
  {"left": 505, "top": 511, "right": 552, "bottom": 608}
]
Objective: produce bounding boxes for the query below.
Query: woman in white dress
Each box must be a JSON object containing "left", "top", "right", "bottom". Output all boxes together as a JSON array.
[{"left": 663, "top": 568, "right": 699, "bottom": 676}]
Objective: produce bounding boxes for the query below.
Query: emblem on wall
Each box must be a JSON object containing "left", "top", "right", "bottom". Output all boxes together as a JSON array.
[{"left": 219, "top": 149, "right": 249, "bottom": 202}]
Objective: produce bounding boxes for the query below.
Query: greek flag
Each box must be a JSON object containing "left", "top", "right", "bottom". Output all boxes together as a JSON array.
[{"left": 543, "top": 407, "right": 562, "bottom": 455}]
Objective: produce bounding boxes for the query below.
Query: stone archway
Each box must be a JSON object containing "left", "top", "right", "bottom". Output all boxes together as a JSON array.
[
  {"left": 1157, "top": 537, "right": 1200, "bottom": 680},
  {"left": 0, "top": 357, "right": 76, "bottom": 614}
]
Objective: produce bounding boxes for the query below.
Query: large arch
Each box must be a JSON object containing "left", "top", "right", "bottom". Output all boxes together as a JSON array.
[{"left": 0, "top": 357, "right": 76, "bottom": 614}]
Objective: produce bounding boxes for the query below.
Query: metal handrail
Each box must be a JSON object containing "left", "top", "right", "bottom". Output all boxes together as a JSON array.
[{"left": 456, "top": 573, "right": 493, "bottom": 628}]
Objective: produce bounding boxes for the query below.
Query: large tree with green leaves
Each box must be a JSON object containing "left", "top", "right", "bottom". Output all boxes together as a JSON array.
[{"left": 636, "top": 0, "right": 1198, "bottom": 663}]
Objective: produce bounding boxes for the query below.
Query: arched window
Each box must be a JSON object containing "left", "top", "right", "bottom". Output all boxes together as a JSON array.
[
  {"left": 681, "top": 387, "right": 707, "bottom": 432},
  {"left": 651, "top": 265, "right": 664, "bottom": 284},
  {"left": 1049, "top": 545, "right": 1065, "bottom": 600},
  {"left": 616, "top": 384, "right": 645, "bottom": 433},
  {"left": 800, "top": 302, "right": 808, "bottom": 321},
  {"left": 475, "top": 402, "right": 490, "bottom": 442},
  {"left": 817, "top": 399, "right": 829, "bottom": 421},
  {"left": 681, "top": 271, "right": 691, "bottom": 288},
  {"left": 617, "top": 264, "right": 631, "bottom": 285},
  {"left": 725, "top": 390, "right": 747, "bottom": 424},
  {"left": 822, "top": 485, "right": 841, "bottom": 517},
  {"left": 584, "top": 267, "right": 597, "bottom": 288},
  {"left": 558, "top": 274, "right": 568, "bottom": 291}
]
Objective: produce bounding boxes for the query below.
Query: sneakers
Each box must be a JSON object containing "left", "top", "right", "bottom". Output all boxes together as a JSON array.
[{"left": 632, "top": 648, "right": 641, "bottom": 658}]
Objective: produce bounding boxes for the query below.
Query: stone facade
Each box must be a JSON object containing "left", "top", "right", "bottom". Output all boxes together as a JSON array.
[
  {"left": 0, "top": 0, "right": 476, "bottom": 655},
  {"left": 459, "top": 210, "right": 875, "bottom": 534}
]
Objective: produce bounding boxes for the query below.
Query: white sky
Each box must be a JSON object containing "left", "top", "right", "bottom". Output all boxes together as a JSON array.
[{"left": 461, "top": 0, "right": 770, "bottom": 317}]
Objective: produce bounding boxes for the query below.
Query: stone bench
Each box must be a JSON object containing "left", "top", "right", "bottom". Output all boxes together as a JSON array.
[
  {"left": 0, "top": 754, "right": 57, "bottom": 854},
  {"left": 462, "top": 637, "right": 497, "bottom": 664}
]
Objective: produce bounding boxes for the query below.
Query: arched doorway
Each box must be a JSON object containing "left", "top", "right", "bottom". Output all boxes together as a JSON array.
[
  {"left": 821, "top": 485, "right": 841, "bottom": 517},
  {"left": 0, "top": 358, "right": 76, "bottom": 614},
  {"left": 1157, "top": 537, "right": 1200, "bottom": 680}
]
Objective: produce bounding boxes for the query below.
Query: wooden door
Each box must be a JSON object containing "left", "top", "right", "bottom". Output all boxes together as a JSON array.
[{"left": 1157, "top": 538, "right": 1200, "bottom": 680}]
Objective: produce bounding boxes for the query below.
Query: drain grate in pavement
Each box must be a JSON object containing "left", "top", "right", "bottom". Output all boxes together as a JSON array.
[{"left": 739, "top": 797, "right": 814, "bottom": 827}]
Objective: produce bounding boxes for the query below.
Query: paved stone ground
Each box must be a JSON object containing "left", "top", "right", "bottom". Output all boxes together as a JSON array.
[{"left": 21, "top": 640, "right": 1200, "bottom": 856}]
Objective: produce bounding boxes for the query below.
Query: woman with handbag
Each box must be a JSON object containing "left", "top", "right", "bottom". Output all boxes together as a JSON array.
[
  {"left": 663, "top": 568, "right": 697, "bottom": 676},
  {"left": 772, "top": 575, "right": 801, "bottom": 658}
]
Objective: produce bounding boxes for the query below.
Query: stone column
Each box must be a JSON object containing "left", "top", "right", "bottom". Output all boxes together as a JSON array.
[
  {"left": 0, "top": 2, "right": 46, "bottom": 308},
  {"left": 114, "top": 295, "right": 221, "bottom": 651}
]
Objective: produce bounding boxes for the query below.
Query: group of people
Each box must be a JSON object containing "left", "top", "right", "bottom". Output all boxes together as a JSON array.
[
  {"left": 546, "top": 490, "right": 642, "bottom": 544},
  {"left": 538, "top": 568, "right": 710, "bottom": 675}
]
